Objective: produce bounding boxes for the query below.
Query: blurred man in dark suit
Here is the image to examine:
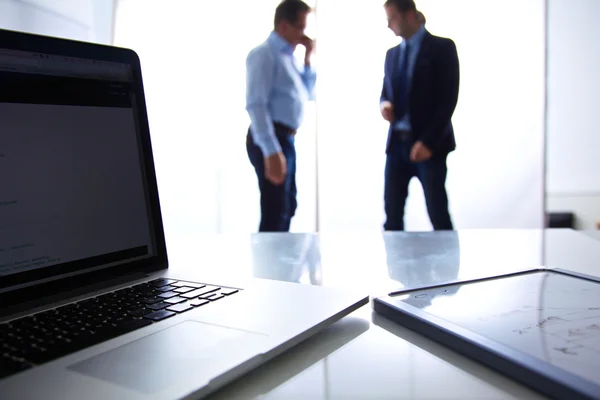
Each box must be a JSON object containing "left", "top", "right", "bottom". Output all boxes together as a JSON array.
[{"left": 380, "top": 0, "right": 459, "bottom": 231}]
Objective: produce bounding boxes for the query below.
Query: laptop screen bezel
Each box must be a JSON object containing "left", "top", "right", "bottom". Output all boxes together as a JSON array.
[{"left": 0, "top": 29, "right": 168, "bottom": 295}]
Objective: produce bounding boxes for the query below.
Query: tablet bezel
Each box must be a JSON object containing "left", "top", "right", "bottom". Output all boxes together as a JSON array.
[{"left": 372, "top": 267, "right": 600, "bottom": 400}]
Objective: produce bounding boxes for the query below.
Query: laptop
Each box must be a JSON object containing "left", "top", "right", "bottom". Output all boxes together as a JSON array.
[{"left": 0, "top": 28, "right": 368, "bottom": 400}]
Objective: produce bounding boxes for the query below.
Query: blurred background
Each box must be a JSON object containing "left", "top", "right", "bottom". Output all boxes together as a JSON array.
[{"left": 2, "top": 0, "right": 598, "bottom": 242}]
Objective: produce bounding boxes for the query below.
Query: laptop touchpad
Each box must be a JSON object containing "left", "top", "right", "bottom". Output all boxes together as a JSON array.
[{"left": 68, "top": 320, "right": 269, "bottom": 394}]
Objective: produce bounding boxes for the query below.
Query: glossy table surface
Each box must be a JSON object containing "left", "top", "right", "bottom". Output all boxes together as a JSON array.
[
  {"left": 582, "top": 229, "right": 600, "bottom": 242},
  {"left": 164, "top": 229, "right": 600, "bottom": 399}
]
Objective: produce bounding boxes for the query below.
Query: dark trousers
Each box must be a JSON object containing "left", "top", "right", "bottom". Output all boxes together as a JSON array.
[
  {"left": 247, "top": 125, "right": 297, "bottom": 232},
  {"left": 384, "top": 133, "right": 453, "bottom": 231}
]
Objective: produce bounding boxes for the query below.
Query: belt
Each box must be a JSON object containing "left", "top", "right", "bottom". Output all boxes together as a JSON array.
[
  {"left": 393, "top": 129, "right": 413, "bottom": 141},
  {"left": 273, "top": 121, "right": 297, "bottom": 136}
]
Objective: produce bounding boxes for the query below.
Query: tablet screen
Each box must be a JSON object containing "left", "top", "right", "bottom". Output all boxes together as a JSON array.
[{"left": 394, "top": 271, "right": 600, "bottom": 386}]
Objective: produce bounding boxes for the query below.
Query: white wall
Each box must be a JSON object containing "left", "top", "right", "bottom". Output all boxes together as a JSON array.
[
  {"left": 546, "top": 194, "right": 600, "bottom": 229},
  {"left": 546, "top": 0, "right": 600, "bottom": 229},
  {"left": 0, "top": 0, "right": 114, "bottom": 44}
]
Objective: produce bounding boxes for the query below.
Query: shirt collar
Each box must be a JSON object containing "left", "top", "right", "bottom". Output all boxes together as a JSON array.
[
  {"left": 268, "top": 31, "right": 294, "bottom": 55},
  {"left": 403, "top": 25, "right": 426, "bottom": 48}
]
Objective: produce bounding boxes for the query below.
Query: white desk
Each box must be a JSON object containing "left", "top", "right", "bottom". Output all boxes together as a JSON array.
[
  {"left": 164, "top": 229, "right": 600, "bottom": 399},
  {"left": 582, "top": 229, "right": 600, "bottom": 242}
]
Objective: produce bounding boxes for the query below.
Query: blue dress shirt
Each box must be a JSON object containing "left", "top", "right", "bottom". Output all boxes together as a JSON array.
[{"left": 246, "top": 31, "right": 316, "bottom": 157}]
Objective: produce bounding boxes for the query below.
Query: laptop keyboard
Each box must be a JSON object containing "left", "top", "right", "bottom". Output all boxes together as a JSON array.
[{"left": 0, "top": 278, "right": 239, "bottom": 380}]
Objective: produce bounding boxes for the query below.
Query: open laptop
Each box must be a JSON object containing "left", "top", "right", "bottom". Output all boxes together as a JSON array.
[{"left": 0, "top": 28, "right": 368, "bottom": 400}]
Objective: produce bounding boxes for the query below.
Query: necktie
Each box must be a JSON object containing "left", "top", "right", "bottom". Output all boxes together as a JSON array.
[{"left": 393, "top": 41, "right": 410, "bottom": 120}]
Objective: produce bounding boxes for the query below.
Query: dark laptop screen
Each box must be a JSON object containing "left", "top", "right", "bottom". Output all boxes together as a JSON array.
[{"left": 0, "top": 47, "right": 156, "bottom": 290}]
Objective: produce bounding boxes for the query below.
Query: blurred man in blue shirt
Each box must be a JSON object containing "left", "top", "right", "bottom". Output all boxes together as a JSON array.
[{"left": 246, "top": 0, "right": 315, "bottom": 232}]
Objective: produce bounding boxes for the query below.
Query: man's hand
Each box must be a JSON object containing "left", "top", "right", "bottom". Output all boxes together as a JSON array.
[
  {"left": 410, "top": 141, "right": 432, "bottom": 162},
  {"left": 380, "top": 101, "right": 394, "bottom": 122},
  {"left": 264, "top": 151, "right": 287, "bottom": 185},
  {"left": 301, "top": 35, "right": 315, "bottom": 65}
]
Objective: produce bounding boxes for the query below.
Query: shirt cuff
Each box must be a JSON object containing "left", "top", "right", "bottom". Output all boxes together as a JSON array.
[{"left": 255, "top": 135, "right": 282, "bottom": 158}]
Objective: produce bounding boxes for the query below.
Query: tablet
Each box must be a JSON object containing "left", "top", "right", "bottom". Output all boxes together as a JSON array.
[{"left": 372, "top": 268, "right": 600, "bottom": 400}]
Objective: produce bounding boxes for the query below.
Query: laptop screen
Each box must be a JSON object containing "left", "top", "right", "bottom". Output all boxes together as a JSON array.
[{"left": 0, "top": 46, "right": 157, "bottom": 291}]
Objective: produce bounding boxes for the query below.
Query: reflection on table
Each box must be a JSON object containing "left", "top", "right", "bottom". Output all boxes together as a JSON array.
[
  {"left": 250, "top": 233, "right": 322, "bottom": 285},
  {"left": 383, "top": 231, "right": 461, "bottom": 289}
]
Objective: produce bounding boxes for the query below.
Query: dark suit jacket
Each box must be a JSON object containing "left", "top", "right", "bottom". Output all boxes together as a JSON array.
[{"left": 381, "top": 30, "right": 460, "bottom": 155}]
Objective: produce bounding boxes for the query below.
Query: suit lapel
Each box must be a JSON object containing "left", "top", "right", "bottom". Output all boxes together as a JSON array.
[
  {"left": 390, "top": 44, "right": 402, "bottom": 79},
  {"left": 390, "top": 31, "right": 433, "bottom": 101},
  {"left": 414, "top": 31, "right": 434, "bottom": 73},
  {"left": 387, "top": 45, "right": 401, "bottom": 102}
]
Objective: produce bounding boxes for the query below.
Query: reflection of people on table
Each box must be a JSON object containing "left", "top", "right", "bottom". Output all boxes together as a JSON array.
[
  {"left": 250, "top": 233, "right": 321, "bottom": 285},
  {"left": 383, "top": 231, "right": 461, "bottom": 307}
]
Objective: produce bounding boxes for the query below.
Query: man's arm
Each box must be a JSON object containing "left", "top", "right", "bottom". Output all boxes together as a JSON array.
[
  {"left": 380, "top": 48, "right": 394, "bottom": 122},
  {"left": 245, "top": 48, "right": 281, "bottom": 157},
  {"left": 301, "top": 65, "right": 317, "bottom": 101},
  {"left": 380, "top": 48, "right": 392, "bottom": 105},
  {"left": 300, "top": 36, "right": 317, "bottom": 100},
  {"left": 420, "top": 39, "right": 460, "bottom": 151}
]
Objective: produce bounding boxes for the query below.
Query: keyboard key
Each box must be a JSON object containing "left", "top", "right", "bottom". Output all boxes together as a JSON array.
[
  {"left": 157, "top": 291, "right": 178, "bottom": 299},
  {"left": 173, "top": 286, "right": 195, "bottom": 294},
  {"left": 208, "top": 294, "right": 225, "bottom": 301},
  {"left": 142, "top": 296, "right": 162, "bottom": 305},
  {"left": 164, "top": 297, "right": 186, "bottom": 305},
  {"left": 101, "top": 318, "right": 153, "bottom": 338},
  {"left": 221, "top": 288, "right": 239, "bottom": 295},
  {"left": 143, "top": 310, "right": 176, "bottom": 321},
  {"left": 149, "top": 278, "right": 177, "bottom": 287},
  {"left": 171, "top": 281, "right": 204, "bottom": 288},
  {"left": 156, "top": 285, "right": 176, "bottom": 292},
  {"left": 128, "top": 307, "right": 152, "bottom": 317},
  {"left": 147, "top": 302, "right": 170, "bottom": 311},
  {"left": 181, "top": 286, "right": 220, "bottom": 299},
  {"left": 166, "top": 303, "right": 193, "bottom": 313},
  {"left": 92, "top": 318, "right": 146, "bottom": 336},
  {"left": 14, "top": 344, "right": 56, "bottom": 364},
  {"left": 190, "top": 299, "right": 210, "bottom": 307}
]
